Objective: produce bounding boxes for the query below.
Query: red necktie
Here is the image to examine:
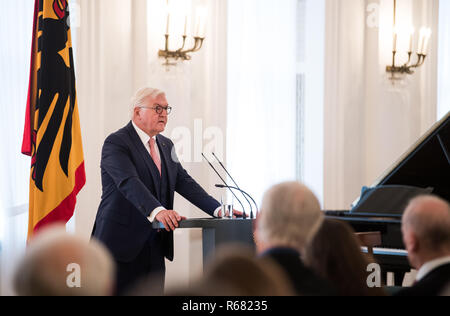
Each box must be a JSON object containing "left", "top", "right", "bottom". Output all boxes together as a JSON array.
[{"left": 149, "top": 138, "right": 161, "bottom": 176}]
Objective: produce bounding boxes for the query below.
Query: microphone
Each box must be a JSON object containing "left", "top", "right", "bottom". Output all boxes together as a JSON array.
[
  {"left": 201, "top": 153, "right": 247, "bottom": 218},
  {"left": 215, "top": 184, "right": 258, "bottom": 219},
  {"left": 212, "top": 153, "right": 254, "bottom": 219}
]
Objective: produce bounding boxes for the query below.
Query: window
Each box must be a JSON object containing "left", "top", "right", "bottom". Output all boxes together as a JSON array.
[
  {"left": 0, "top": 0, "right": 35, "bottom": 295},
  {"left": 226, "top": 0, "right": 325, "bottom": 207},
  {"left": 296, "top": 0, "right": 306, "bottom": 182}
]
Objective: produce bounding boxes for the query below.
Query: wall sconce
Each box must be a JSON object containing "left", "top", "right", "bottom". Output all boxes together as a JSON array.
[
  {"left": 158, "top": 1, "right": 207, "bottom": 67},
  {"left": 386, "top": 0, "right": 431, "bottom": 80}
]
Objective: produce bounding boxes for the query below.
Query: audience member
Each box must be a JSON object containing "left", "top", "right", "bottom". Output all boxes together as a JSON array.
[
  {"left": 197, "top": 245, "right": 295, "bottom": 296},
  {"left": 14, "top": 225, "right": 115, "bottom": 296},
  {"left": 304, "top": 219, "right": 386, "bottom": 296},
  {"left": 440, "top": 282, "right": 450, "bottom": 296},
  {"left": 396, "top": 195, "right": 450, "bottom": 296},
  {"left": 254, "top": 181, "right": 336, "bottom": 296},
  {"left": 133, "top": 245, "right": 295, "bottom": 296}
]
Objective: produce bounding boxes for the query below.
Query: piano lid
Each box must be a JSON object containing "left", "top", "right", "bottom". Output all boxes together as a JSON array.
[{"left": 371, "top": 111, "right": 450, "bottom": 203}]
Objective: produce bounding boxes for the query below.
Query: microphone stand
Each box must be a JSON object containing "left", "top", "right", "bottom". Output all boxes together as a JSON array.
[
  {"left": 201, "top": 153, "right": 246, "bottom": 218},
  {"left": 212, "top": 152, "right": 254, "bottom": 220}
]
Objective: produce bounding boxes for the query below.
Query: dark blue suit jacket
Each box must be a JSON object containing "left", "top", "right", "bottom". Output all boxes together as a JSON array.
[
  {"left": 260, "top": 247, "right": 336, "bottom": 296},
  {"left": 92, "top": 122, "right": 220, "bottom": 263},
  {"left": 395, "top": 263, "right": 450, "bottom": 296}
]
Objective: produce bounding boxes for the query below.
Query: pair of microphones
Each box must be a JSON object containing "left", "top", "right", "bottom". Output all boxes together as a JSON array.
[{"left": 201, "top": 152, "right": 258, "bottom": 219}]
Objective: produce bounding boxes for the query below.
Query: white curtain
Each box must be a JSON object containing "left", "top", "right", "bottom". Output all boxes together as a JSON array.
[
  {"left": 438, "top": 0, "right": 450, "bottom": 119},
  {"left": 0, "top": 0, "right": 35, "bottom": 296},
  {"left": 226, "top": 0, "right": 297, "bottom": 208}
]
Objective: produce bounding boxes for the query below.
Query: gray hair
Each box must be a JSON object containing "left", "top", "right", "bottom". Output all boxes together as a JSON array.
[
  {"left": 14, "top": 225, "right": 115, "bottom": 296},
  {"left": 130, "top": 87, "right": 165, "bottom": 118},
  {"left": 257, "top": 182, "right": 324, "bottom": 252},
  {"left": 402, "top": 195, "right": 450, "bottom": 251}
]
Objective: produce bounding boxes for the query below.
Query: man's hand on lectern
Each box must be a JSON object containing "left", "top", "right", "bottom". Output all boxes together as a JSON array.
[{"left": 155, "top": 210, "right": 187, "bottom": 232}]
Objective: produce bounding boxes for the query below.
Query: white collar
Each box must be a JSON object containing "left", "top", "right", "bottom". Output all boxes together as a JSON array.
[
  {"left": 416, "top": 256, "right": 450, "bottom": 281},
  {"left": 131, "top": 121, "right": 155, "bottom": 145}
]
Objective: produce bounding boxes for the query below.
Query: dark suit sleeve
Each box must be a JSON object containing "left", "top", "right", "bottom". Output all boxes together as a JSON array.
[
  {"left": 171, "top": 144, "right": 220, "bottom": 217},
  {"left": 101, "top": 134, "right": 162, "bottom": 217}
]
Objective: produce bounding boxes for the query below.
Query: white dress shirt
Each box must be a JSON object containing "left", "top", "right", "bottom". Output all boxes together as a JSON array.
[
  {"left": 131, "top": 121, "right": 221, "bottom": 223},
  {"left": 416, "top": 256, "right": 450, "bottom": 281}
]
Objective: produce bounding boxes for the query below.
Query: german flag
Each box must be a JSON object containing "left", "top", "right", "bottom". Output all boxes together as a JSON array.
[{"left": 22, "top": 0, "right": 85, "bottom": 239}]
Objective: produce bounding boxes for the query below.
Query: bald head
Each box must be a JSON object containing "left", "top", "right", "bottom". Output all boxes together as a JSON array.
[
  {"left": 256, "top": 182, "right": 324, "bottom": 252},
  {"left": 14, "top": 226, "right": 115, "bottom": 296},
  {"left": 402, "top": 195, "right": 450, "bottom": 252}
]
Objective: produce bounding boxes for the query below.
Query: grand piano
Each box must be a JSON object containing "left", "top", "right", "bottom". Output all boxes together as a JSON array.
[{"left": 325, "top": 111, "right": 450, "bottom": 285}]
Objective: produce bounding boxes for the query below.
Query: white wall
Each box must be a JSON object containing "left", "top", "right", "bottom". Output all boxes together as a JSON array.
[
  {"left": 303, "top": 0, "right": 326, "bottom": 204},
  {"left": 75, "top": 0, "right": 135, "bottom": 246},
  {"left": 365, "top": 0, "right": 438, "bottom": 188},
  {"left": 323, "top": 0, "right": 439, "bottom": 210},
  {"left": 324, "top": 0, "right": 367, "bottom": 209},
  {"left": 226, "top": 0, "right": 298, "bottom": 210}
]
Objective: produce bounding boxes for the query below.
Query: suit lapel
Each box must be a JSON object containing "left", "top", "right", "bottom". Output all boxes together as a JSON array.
[
  {"left": 157, "top": 135, "right": 174, "bottom": 201},
  {"left": 125, "top": 122, "right": 161, "bottom": 199}
]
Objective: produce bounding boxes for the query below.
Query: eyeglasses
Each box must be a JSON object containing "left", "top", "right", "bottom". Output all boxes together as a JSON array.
[{"left": 139, "top": 105, "right": 172, "bottom": 115}]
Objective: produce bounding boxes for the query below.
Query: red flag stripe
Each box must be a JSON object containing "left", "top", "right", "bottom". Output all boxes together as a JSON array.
[
  {"left": 21, "top": 0, "right": 39, "bottom": 157},
  {"left": 32, "top": 162, "right": 86, "bottom": 234}
]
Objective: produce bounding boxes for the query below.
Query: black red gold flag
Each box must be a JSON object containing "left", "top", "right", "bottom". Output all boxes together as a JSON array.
[{"left": 22, "top": 0, "right": 85, "bottom": 239}]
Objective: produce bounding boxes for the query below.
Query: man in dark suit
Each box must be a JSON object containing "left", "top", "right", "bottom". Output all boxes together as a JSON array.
[
  {"left": 91, "top": 88, "right": 232, "bottom": 295},
  {"left": 254, "top": 182, "right": 336, "bottom": 296},
  {"left": 396, "top": 195, "right": 450, "bottom": 296}
]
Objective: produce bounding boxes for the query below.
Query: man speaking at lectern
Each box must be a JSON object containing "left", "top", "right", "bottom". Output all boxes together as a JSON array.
[{"left": 92, "top": 88, "right": 226, "bottom": 295}]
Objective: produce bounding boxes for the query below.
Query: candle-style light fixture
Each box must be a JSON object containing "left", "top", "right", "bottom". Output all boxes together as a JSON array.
[
  {"left": 386, "top": 0, "right": 431, "bottom": 80},
  {"left": 158, "top": 1, "right": 207, "bottom": 67}
]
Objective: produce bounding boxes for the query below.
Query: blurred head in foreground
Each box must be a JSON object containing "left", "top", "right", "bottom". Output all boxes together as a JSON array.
[
  {"left": 255, "top": 181, "right": 324, "bottom": 254},
  {"left": 402, "top": 195, "right": 450, "bottom": 270},
  {"left": 14, "top": 225, "right": 115, "bottom": 296},
  {"left": 304, "top": 219, "right": 386, "bottom": 296},
  {"left": 166, "top": 245, "right": 294, "bottom": 296}
]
